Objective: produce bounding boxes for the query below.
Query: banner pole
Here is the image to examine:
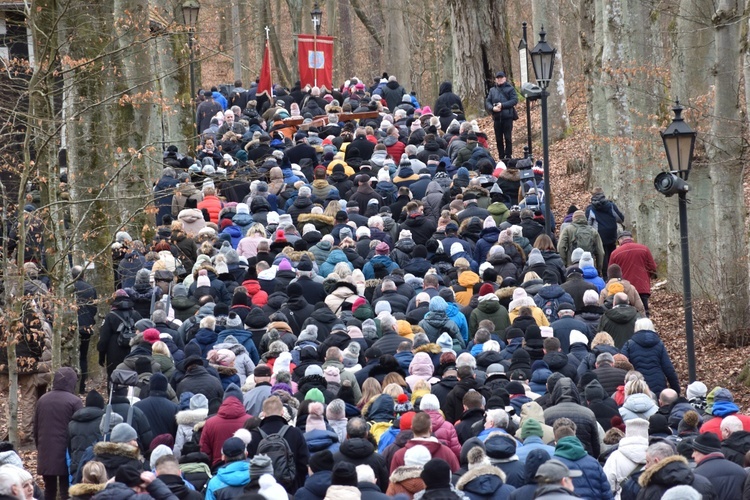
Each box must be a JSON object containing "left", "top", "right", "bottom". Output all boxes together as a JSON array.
[
  {"left": 264, "top": 26, "right": 274, "bottom": 100},
  {"left": 313, "top": 31, "right": 318, "bottom": 87}
]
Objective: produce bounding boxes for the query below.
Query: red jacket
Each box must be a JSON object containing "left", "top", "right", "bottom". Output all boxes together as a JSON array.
[
  {"left": 609, "top": 241, "right": 656, "bottom": 295},
  {"left": 386, "top": 140, "right": 406, "bottom": 162},
  {"left": 700, "top": 414, "right": 750, "bottom": 439},
  {"left": 390, "top": 438, "right": 460, "bottom": 473},
  {"left": 242, "top": 279, "right": 268, "bottom": 306},
  {"left": 198, "top": 195, "right": 223, "bottom": 224},
  {"left": 199, "top": 397, "right": 251, "bottom": 465}
]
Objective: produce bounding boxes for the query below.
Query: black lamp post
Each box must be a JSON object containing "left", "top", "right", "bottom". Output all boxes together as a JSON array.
[
  {"left": 655, "top": 100, "right": 697, "bottom": 382},
  {"left": 182, "top": 0, "right": 200, "bottom": 143},
  {"left": 530, "top": 26, "right": 556, "bottom": 236},
  {"left": 518, "top": 22, "right": 533, "bottom": 157},
  {"left": 311, "top": 3, "right": 323, "bottom": 36}
]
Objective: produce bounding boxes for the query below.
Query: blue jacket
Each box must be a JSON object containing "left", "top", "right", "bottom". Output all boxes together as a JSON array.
[
  {"left": 378, "top": 427, "right": 400, "bottom": 454},
  {"left": 232, "top": 212, "right": 254, "bottom": 235},
  {"left": 554, "top": 436, "right": 613, "bottom": 500},
  {"left": 620, "top": 330, "right": 679, "bottom": 395},
  {"left": 319, "top": 249, "right": 353, "bottom": 277},
  {"left": 212, "top": 91, "right": 228, "bottom": 110},
  {"left": 585, "top": 194, "right": 624, "bottom": 246},
  {"left": 516, "top": 436, "right": 556, "bottom": 463},
  {"left": 446, "top": 302, "right": 469, "bottom": 343},
  {"left": 581, "top": 266, "right": 606, "bottom": 292},
  {"left": 217, "top": 329, "right": 260, "bottom": 364},
  {"left": 220, "top": 225, "right": 244, "bottom": 249},
  {"left": 205, "top": 460, "right": 250, "bottom": 500},
  {"left": 304, "top": 429, "right": 340, "bottom": 454},
  {"left": 362, "top": 255, "right": 399, "bottom": 280},
  {"left": 474, "top": 227, "right": 500, "bottom": 264}
]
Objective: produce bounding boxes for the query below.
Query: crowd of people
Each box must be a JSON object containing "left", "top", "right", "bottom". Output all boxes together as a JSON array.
[{"left": 0, "top": 75, "right": 745, "bottom": 500}]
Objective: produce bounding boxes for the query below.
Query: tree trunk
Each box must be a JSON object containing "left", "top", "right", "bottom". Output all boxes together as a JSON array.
[
  {"left": 709, "top": 0, "right": 749, "bottom": 343},
  {"left": 337, "top": 0, "right": 353, "bottom": 83},
  {"left": 531, "top": 1, "right": 570, "bottom": 140},
  {"left": 448, "top": 0, "right": 512, "bottom": 116},
  {"left": 383, "top": 0, "right": 411, "bottom": 89}
]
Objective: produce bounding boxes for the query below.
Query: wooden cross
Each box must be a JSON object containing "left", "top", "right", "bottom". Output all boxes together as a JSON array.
[{"left": 264, "top": 26, "right": 270, "bottom": 40}]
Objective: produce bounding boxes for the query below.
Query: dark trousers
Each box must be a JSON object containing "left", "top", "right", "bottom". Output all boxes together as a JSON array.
[
  {"left": 493, "top": 118, "right": 514, "bottom": 159},
  {"left": 79, "top": 331, "right": 91, "bottom": 393},
  {"left": 640, "top": 293, "right": 650, "bottom": 317},
  {"left": 603, "top": 242, "right": 617, "bottom": 278},
  {"left": 43, "top": 475, "right": 69, "bottom": 500}
]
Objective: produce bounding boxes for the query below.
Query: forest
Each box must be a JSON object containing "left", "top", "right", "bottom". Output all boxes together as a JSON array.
[{"left": 0, "top": 0, "right": 746, "bottom": 432}]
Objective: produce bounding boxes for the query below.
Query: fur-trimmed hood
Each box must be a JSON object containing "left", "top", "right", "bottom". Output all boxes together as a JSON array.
[
  {"left": 389, "top": 465, "right": 424, "bottom": 483},
  {"left": 93, "top": 441, "right": 140, "bottom": 459},
  {"left": 298, "top": 213, "right": 335, "bottom": 226},
  {"left": 176, "top": 408, "right": 208, "bottom": 426},
  {"left": 456, "top": 464, "right": 507, "bottom": 490},
  {"left": 638, "top": 454, "right": 689, "bottom": 487},
  {"left": 415, "top": 343, "right": 442, "bottom": 355},
  {"left": 68, "top": 483, "right": 106, "bottom": 497}
]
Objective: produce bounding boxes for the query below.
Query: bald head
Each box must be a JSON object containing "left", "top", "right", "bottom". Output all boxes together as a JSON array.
[
  {"left": 613, "top": 292, "right": 629, "bottom": 306},
  {"left": 659, "top": 389, "right": 678, "bottom": 406}
]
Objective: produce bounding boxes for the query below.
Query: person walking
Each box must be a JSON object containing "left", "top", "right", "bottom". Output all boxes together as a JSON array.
[{"left": 485, "top": 71, "right": 518, "bottom": 159}]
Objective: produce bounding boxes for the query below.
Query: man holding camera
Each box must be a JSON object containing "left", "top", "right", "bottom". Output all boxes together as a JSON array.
[{"left": 485, "top": 71, "right": 519, "bottom": 159}]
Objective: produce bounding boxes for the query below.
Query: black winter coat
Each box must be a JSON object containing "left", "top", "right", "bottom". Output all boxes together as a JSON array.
[
  {"left": 635, "top": 455, "right": 716, "bottom": 500},
  {"left": 110, "top": 396, "right": 154, "bottom": 452},
  {"left": 693, "top": 454, "right": 745, "bottom": 499},
  {"left": 333, "top": 438, "right": 390, "bottom": 492},
  {"left": 543, "top": 378, "right": 600, "bottom": 458},
  {"left": 621, "top": 330, "right": 679, "bottom": 396},
  {"left": 445, "top": 378, "right": 491, "bottom": 424},
  {"left": 175, "top": 365, "right": 225, "bottom": 412},
  {"left": 371, "top": 331, "right": 404, "bottom": 357},
  {"left": 97, "top": 297, "right": 143, "bottom": 376},
  {"left": 134, "top": 390, "right": 179, "bottom": 438},
  {"left": 68, "top": 406, "right": 105, "bottom": 478},
  {"left": 248, "top": 414, "right": 310, "bottom": 492},
  {"left": 399, "top": 214, "right": 437, "bottom": 246},
  {"left": 92, "top": 441, "right": 144, "bottom": 479},
  {"left": 721, "top": 430, "right": 750, "bottom": 466},
  {"left": 434, "top": 81, "right": 464, "bottom": 117}
]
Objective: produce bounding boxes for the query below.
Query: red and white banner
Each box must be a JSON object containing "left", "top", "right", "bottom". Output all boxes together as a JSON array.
[
  {"left": 298, "top": 34, "right": 334, "bottom": 90},
  {"left": 258, "top": 39, "right": 273, "bottom": 98}
]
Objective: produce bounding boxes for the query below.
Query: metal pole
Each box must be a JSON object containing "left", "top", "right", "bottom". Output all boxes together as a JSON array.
[
  {"left": 522, "top": 22, "right": 532, "bottom": 156},
  {"left": 188, "top": 29, "right": 196, "bottom": 150},
  {"left": 231, "top": 0, "right": 242, "bottom": 82},
  {"left": 678, "top": 190, "right": 696, "bottom": 382},
  {"left": 540, "top": 89, "right": 552, "bottom": 236}
]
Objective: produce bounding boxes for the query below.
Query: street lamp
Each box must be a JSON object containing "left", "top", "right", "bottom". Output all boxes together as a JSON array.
[
  {"left": 656, "top": 100, "right": 697, "bottom": 382},
  {"left": 530, "top": 26, "right": 556, "bottom": 236},
  {"left": 518, "top": 22, "right": 534, "bottom": 157},
  {"left": 311, "top": 3, "right": 323, "bottom": 36},
  {"left": 182, "top": 0, "right": 200, "bottom": 146}
]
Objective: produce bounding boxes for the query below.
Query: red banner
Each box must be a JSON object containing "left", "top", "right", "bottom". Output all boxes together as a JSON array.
[
  {"left": 258, "top": 39, "right": 273, "bottom": 98},
  {"left": 298, "top": 34, "right": 334, "bottom": 90}
]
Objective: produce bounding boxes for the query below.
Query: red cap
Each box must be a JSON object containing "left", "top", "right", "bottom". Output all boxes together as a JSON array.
[
  {"left": 220, "top": 218, "right": 234, "bottom": 230},
  {"left": 400, "top": 411, "right": 416, "bottom": 431},
  {"left": 352, "top": 296, "right": 366, "bottom": 312},
  {"left": 479, "top": 283, "right": 495, "bottom": 297},
  {"left": 143, "top": 328, "right": 161, "bottom": 344}
]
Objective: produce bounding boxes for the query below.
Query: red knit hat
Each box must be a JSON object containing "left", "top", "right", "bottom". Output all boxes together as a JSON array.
[
  {"left": 479, "top": 283, "right": 495, "bottom": 297},
  {"left": 143, "top": 328, "right": 161, "bottom": 344},
  {"left": 220, "top": 218, "right": 234, "bottom": 231}
]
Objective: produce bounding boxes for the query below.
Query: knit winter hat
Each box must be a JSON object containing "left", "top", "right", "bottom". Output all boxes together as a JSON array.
[
  {"left": 149, "top": 444, "right": 174, "bottom": 470},
  {"left": 429, "top": 296, "right": 448, "bottom": 313},
  {"left": 324, "top": 366, "right": 341, "bottom": 384},
  {"left": 450, "top": 242, "right": 465, "bottom": 257},
  {"left": 421, "top": 459, "right": 452, "bottom": 489},
  {"left": 250, "top": 454, "right": 274, "bottom": 477},
  {"left": 571, "top": 247, "right": 584, "bottom": 264},
  {"left": 305, "top": 388, "right": 325, "bottom": 403},
  {"left": 568, "top": 330, "right": 589, "bottom": 347},
  {"left": 342, "top": 343, "right": 361, "bottom": 368},
  {"left": 273, "top": 351, "right": 292, "bottom": 374},
  {"left": 85, "top": 390, "right": 105, "bottom": 409},
  {"left": 579, "top": 252, "right": 595, "bottom": 269},
  {"left": 626, "top": 418, "right": 650, "bottom": 440},
  {"left": 405, "top": 444, "right": 432, "bottom": 467},
  {"left": 110, "top": 423, "right": 138, "bottom": 443},
  {"left": 399, "top": 411, "right": 416, "bottom": 431},
  {"left": 483, "top": 216, "right": 497, "bottom": 229},
  {"left": 686, "top": 381, "right": 708, "bottom": 400},
  {"left": 512, "top": 288, "right": 527, "bottom": 301},
  {"left": 527, "top": 248, "right": 545, "bottom": 267},
  {"left": 479, "top": 283, "right": 495, "bottom": 297},
  {"left": 521, "top": 418, "right": 544, "bottom": 440},
  {"left": 190, "top": 393, "right": 208, "bottom": 410},
  {"left": 394, "top": 393, "right": 413, "bottom": 415},
  {"left": 692, "top": 432, "right": 722, "bottom": 454},
  {"left": 375, "top": 241, "right": 390, "bottom": 255},
  {"left": 431, "top": 332, "right": 452, "bottom": 353},
  {"left": 309, "top": 450, "right": 335, "bottom": 473},
  {"left": 661, "top": 485, "right": 702, "bottom": 500},
  {"left": 331, "top": 462, "right": 358, "bottom": 487},
  {"left": 374, "top": 301, "right": 392, "bottom": 314}
]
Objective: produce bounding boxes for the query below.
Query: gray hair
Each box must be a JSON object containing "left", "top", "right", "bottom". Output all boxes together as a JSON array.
[
  {"left": 486, "top": 409, "right": 509, "bottom": 429},
  {"left": 380, "top": 314, "right": 397, "bottom": 332},
  {"left": 0, "top": 466, "right": 22, "bottom": 497},
  {"left": 456, "top": 352, "right": 477, "bottom": 369},
  {"left": 405, "top": 144, "right": 417, "bottom": 155},
  {"left": 646, "top": 441, "right": 676, "bottom": 462},
  {"left": 151, "top": 309, "right": 167, "bottom": 324},
  {"left": 381, "top": 279, "right": 396, "bottom": 292},
  {"left": 634, "top": 317, "right": 655, "bottom": 332},
  {"left": 721, "top": 415, "right": 744, "bottom": 434},
  {"left": 326, "top": 399, "right": 346, "bottom": 419},
  {"left": 163, "top": 167, "right": 176, "bottom": 178}
]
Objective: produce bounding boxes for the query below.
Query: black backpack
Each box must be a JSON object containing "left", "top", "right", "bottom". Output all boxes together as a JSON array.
[
  {"left": 256, "top": 426, "right": 296, "bottom": 488},
  {"left": 111, "top": 311, "right": 137, "bottom": 347}
]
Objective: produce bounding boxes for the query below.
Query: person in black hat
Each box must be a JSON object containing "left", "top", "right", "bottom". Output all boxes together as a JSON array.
[
  {"left": 286, "top": 131, "right": 318, "bottom": 168},
  {"left": 278, "top": 281, "right": 314, "bottom": 335},
  {"left": 106, "top": 466, "right": 175, "bottom": 497},
  {"left": 297, "top": 450, "right": 335, "bottom": 499},
  {"left": 485, "top": 71, "right": 518, "bottom": 159},
  {"left": 692, "top": 432, "right": 746, "bottom": 499},
  {"left": 419, "top": 458, "right": 462, "bottom": 498}
]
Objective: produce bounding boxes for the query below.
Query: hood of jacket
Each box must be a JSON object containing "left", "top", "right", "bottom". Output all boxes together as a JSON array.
[
  {"left": 368, "top": 394, "right": 395, "bottom": 422},
  {"left": 53, "top": 367, "right": 78, "bottom": 393},
  {"left": 617, "top": 435, "right": 648, "bottom": 464},
  {"left": 630, "top": 330, "right": 662, "bottom": 349},
  {"left": 395, "top": 238, "right": 415, "bottom": 254},
  {"left": 217, "top": 396, "right": 248, "bottom": 419},
  {"left": 638, "top": 455, "right": 693, "bottom": 488},
  {"left": 438, "top": 81, "right": 453, "bottom": 95},
  {"left": 582, "top": 266, "right": 601, "bottom": 279},
  {"left": 457, "top": 465, "right": 507, "bottom": 495},
  {"left": 591, "top": 192, "right": 610, "bottom": 210},
  {"left": 543, "top": 351, "right": 570, "bottom": 372},
  {"left": 409, "top": 353, "right": 435, "bottom": 377},
  {"left": 425, "top": 181, "right": 444, "bottom": 195},
  {"left": 551, "top": 378, "right": 581, "bottom": 405},
  {"left": 622, "top": 393, "right": 657, "bottom": 415},
  {"left": 325, "top": 249, "right": 350, "bottom": 265},
  {"left": 554, "top": 436, "right": 587, "bottom": 461},
  {"left": 536, "top": 284, "right": 567, "bottom": 301},
  {"left": 458, "top": 271, "right": 481, "bottom": 288},
  {"left": 179, "top": 209, "right": 204, "bottom": 223},
  {"left": 176, "top": 408, "right": 208, "bottom": 426},
  {"left": 583, "top": 379, "right": 607, "bottom": 403},
  {"left": 339, "top": 437, "right": 376, "bottom": 459},
  {"left": 216, "top": 460, "right": 251, "bottom": 487},
  {"left": 607, "top": 305, "right": 639, "bottom": 324}
]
